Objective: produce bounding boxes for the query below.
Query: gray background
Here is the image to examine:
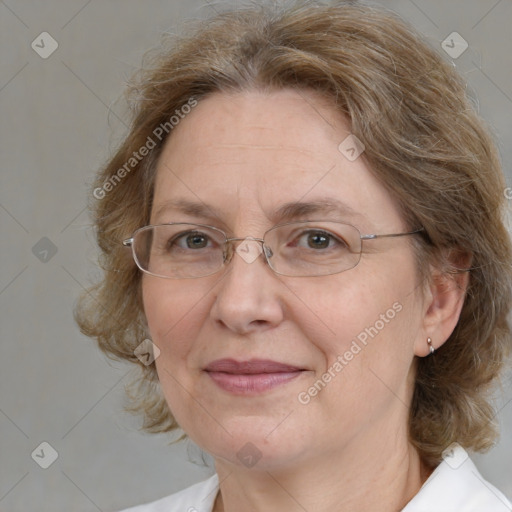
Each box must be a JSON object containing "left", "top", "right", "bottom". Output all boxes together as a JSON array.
[{"left": 1, "top": 1, "right": 511, "bottom": 511}]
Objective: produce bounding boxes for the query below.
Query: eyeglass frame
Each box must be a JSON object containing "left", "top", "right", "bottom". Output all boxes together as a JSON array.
[{"left": 122, "top": 221, "right": 425, "bottom": 279}]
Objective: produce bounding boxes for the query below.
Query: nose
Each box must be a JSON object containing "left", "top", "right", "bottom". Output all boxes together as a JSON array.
[{"left": 209, "top": 238, "right": 285, "bottom": 335}]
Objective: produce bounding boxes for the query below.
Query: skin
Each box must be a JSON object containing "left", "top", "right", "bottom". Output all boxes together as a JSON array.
[{"left": 142, "top": 89, "right": 468, "bottom": 512}]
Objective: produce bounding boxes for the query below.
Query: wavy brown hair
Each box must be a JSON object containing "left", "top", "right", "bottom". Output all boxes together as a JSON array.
[{"left": 75, "top": 0, "right": 512, "bottom": 467}]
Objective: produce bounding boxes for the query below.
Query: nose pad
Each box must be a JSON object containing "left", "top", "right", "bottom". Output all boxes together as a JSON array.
[{"left": 222, "top": 243, "right": 234, "bottom": 264}]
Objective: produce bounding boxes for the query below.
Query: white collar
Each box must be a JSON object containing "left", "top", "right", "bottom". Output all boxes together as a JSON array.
[{"left": 402, "top": 444, "right": 511, "bottom": 511}]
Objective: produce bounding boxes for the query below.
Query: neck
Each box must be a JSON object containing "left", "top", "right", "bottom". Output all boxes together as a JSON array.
[{"left": 212, "top": 428, "right": 433, "bottom": 512}]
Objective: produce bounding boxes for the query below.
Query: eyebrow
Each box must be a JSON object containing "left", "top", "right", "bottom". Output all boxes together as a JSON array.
[
  {"left": 153, "top": 198, "right": 367, "bottom": 225},
  {"left": 274, "top": 199, "right": 366, "bottom": 224}
]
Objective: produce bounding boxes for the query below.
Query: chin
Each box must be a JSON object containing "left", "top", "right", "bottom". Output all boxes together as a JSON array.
[{"left": 187, "top": 416, "right": 311, "bottom": 472}]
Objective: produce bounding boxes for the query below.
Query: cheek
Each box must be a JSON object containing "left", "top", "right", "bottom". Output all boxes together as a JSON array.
[
  {"left": 293, "top": 279, "right": 420, "bottom": 432},
  {"left": 332, "top": 267, "right": 421, "bottom": 385},
  {"left": 288, "top": 267, "right": 417, "bottom": 361},
  {"left": 142, "top": 279, "right": 206, "bottom": 359},
  {"left": 142, "top": 279, "right": 210, "bottom": 429}
]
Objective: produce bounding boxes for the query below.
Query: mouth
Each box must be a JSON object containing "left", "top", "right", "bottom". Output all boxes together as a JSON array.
[{"left": 203, "top": 359, "right": 306, "bottom": 395}]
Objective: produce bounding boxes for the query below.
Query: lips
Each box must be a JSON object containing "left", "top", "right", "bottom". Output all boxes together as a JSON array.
[
  {"left": 205, "top": 359, "right": 302, "bottom": 374},
  {"left": 204, "top": 358, "right": 305, "bottom": 394}
]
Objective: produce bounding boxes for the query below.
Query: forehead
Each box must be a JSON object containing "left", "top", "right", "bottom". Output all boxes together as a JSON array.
[{"left": 151, "top": 89, "right": 404, "bottom": 232}]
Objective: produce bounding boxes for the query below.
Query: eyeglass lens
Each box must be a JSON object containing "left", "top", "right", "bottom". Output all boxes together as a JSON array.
[{"left": 132, "top": 222, "right": 363, "bottom": 278}]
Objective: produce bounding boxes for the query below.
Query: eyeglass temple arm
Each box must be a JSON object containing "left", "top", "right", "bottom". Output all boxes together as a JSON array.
[{"left": 361, "top": 228, "right": 424, "bottom": 240}]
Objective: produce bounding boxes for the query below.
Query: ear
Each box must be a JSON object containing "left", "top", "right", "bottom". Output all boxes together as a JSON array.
[{"left": 414, "top": 250, "right": 472, "bottom": 357}]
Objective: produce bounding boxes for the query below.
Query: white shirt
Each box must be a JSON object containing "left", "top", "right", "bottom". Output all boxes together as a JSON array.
[{"left": 120, "top": 446, "right": 511, "bottom": 512}]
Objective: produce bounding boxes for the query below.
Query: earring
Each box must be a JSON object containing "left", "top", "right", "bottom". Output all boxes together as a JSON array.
[{"left": 427, "top": 337, "right": 435, "bottom": 355}]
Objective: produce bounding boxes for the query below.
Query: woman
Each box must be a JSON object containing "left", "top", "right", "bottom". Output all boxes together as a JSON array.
[{"left": 76, "top": 1, "right": 512, "bottom": 510}]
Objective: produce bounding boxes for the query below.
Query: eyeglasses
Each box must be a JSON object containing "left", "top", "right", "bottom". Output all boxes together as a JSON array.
[{"left": 122, "top": 221, "right": 424, "bottom": 279}]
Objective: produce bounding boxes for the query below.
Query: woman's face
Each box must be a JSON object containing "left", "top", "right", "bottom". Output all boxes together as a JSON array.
[{"left": 143, "top": 89, "right": 426, "bottom": 470}]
